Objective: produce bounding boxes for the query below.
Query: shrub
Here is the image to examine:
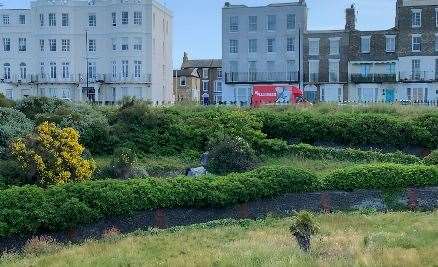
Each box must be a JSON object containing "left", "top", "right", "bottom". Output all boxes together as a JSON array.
[
  {"left": 323, "top": 164, "right": 438, "bottom": 191},
  {"left": 10, "top": 122, "right": 96, "bottom": 186},
  {"left": 35, "top": 103, "right": 113, "bottom": 155},
  {"left": 288, "top": 144, "right": 420, "bottom": 164},
  {"left": 0, "top": 108, "right": 33, "bottom": 158},
  {"left": 16, "top": 97, "right": 68, "bottom": 120},
  {"left": 0, "top": 94, "right": 15, "bottom": 108},
  {"left": 290, "top": 211, "right": 319, "bottom": 252},
  {"left": 0, "top": 165, "right": 318, "bottom": 237},
  {"left": 207, "top": 135, "right": 259, "bottom": 175},
  {"left": 424, "top": 150, "right": 438, "bottom": 165},
  {"left": 23, "top": 235, "right": 60, "bottom": 256}
]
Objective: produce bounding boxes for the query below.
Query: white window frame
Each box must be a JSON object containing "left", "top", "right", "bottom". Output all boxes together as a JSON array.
[
  {"left": 229, "top": 16, "right": 239, "bottom": 32},
  {"left": 88, "top": 39, "right": 96, "bottom": 52},
  {"left": 287, "top": 37, "right": 295, "bottom": 52},
  {"left": 385, "top": 35, "right": 396, "bottom": 52},
  {"left": 112, "top": 12, "right": 117, "bottom": 26},
  {"left": 133, "top": 38, "right": 142, "bottom": 51},
  {"left": 412, "top": 34, "right": 421, "bottom": 52},
  {"left": 62, "top": 62, "right": 70, "bottom": 79},
  {"left": 40, "top": 39, "right": 45, "bottom": 52},
  {"left": 121, "top": 12, "right": 129, "bottom": 25},
  {"left": 121, "top": 37, "right": 129, "bottom": 51},
  {"left": 62, "top": 13, "right": 69, "bottom": 27},
  {"left": 61, "top": 39, "right": 70, "bottom": 52},
  {"left": 19, "top": 63, "right": 27, "bottom": 80},
  {"left": 3, "top": 38, "right": 10, "bottom": 51},
  {"left": 266, "top": 15, "right": 276, "bottom": 31},
  {"left": 202, "top": 68, "right": 209, "bottom": 79},
  {"left": 287, "top": 14, "right": 295, "bottom": 30},
  {"left": 122, "top": 60, "right": 129, "bottom": 78},
  {"left": 19, "top": 15, "right": 25, "bottom": 25},
  {"left": 249, "top": 16, "right": 257, "bottom": 32},
  {"left": 249, "top": 39, "right": 257, "bottom": 53},
  {"left": 49, "top": 39, "right": 57, "bottom": 51},
  {"left": 134, "top": 60, "right": 142, "bottom": 78},
  {"left": 88, "top": 13, "right": 96, "bottom": 27},
  {"left": 180, "top": 76, "right": 187, "bottom": 86},
  {"left": 229, "top": 39, "right": 238, "bottom": 54},
  {"left": 329, "top": 38, "right": 340, "bottom": 55},
  {"left": 134, "top": 11, "right": 142, "bottom": 25},
  {"left": 329, "top": 59, "right": 340, "bottom": 83},
  {"left": 267, "top": 38, "right": 275, "bottom": 53},
  {"left": 202, "top": 80, "right": 209, "bottom": 92},
  {"left": 308, "top": 38, "right": 320, "bottom": 56},
  {"left": 50, "top": 62, "right": 57, "bottom": 79},
  {"left": 18, "top": 38, "right": 26, "bottom": 52},
  {"left": 3, "top": 63, "right": 11, "bottom": 80},
  {"left": 49, "top": 13, "right": 56, "bottom": 27},
  {"left": 39, "top": 14, "right": 44, "bottom": 27},
  {"left": 3, "top": 15, "right": 9, "bottom": 25},
  {"left": 308, "top": 60, "right": 319, "bottom": 82},
  {"left": 411, "top": 9, "right": 422, "bottom": 28},
  {"left": 361, "top": 36, "right": 371, "bottom": 53}
]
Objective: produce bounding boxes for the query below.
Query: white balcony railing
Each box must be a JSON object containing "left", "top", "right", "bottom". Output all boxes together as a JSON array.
[{"left": 1, "top": 73, "right": 152, "bottom": 84}]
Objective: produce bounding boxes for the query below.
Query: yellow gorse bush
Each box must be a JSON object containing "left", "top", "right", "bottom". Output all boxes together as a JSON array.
[{"left": 10, "top": 122, "right": 96, "bottom": 186}]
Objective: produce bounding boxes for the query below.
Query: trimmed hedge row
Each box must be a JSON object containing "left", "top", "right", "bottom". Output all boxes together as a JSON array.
[
  {"left": 288, "top": 144, "right": 421, "bottom": 164},
  {"left": 0, "top": 164, "right": 437, "bottom": 238},
  {"left": 256, "top": 110, "right": 437, "bottom": 149}
]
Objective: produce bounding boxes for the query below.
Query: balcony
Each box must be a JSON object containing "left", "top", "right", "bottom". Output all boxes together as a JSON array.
[
  {"left": 225, "top": 72, "right": 299, "bottom": 84},
  {"left": 1, "top": 73, "right": 152, "bottom": 84},
  {"left": 398, "top": 71, "right": 438, "bottom": 82},
  {"left": 350, "top": 73, "right": 396, "bottom": 83}
]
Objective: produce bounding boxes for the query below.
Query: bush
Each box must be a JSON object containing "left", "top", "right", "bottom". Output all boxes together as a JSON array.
[
  {"left": 424, "top": 150, "right": 438, "bottom": 165},
  {"left": 323, "top": 164, "right": 438, "bottom": 191},
  {"left": 0, "top": 108, "right": 33, "bottom": 158},
  {"left": 16, "top": 97, "right": 68, "bottom": 120},
  {"left": 290, "top": 211, "right": 319, "bottom": 252},
  {"left": 0, "top": 94, "right": 15, "bottom": 108},
  {"left": 35, "top": 103, "right": 113, "bottom": 155},
  {"left": 288, "top": 144, "right": 420, "bottom": 164},
  {"left": 0, "top": 165, "right": 318, "bottom": 237},
  {"left": 207, "top": 135, "right": 259, "bottom": 175},
  {"left": 10, "top": 122, "right": 96, "bottom": 186}
]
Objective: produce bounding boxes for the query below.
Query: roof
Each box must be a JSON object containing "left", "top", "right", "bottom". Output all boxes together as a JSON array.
[
  {"left": 174, "top": 68, "right": 199, "bottom": 78},
  {"left": 182, "top": 59, "right": 222, "bottom": 69}
]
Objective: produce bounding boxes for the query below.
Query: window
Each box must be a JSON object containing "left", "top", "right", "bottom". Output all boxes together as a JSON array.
[
  {"left": 121, "top": 38, "right": 129, "bottom": 51},
  {"left": 49, "top": 13, "right": 56, "bottom": 26},
  {"left": 40, "top": 40, "right": 45, "bottom": 51},
  {"left": 229, "top": 16, "right": 238, "bottom": 32},
  {"left": 229, "top": 61, "right": 238, "bottom": 82},
  {"left": 109, "top": 61, "right": 116, "bottom": 80},
  {"left": 329, "top": 60, "right": 339, "bottom": 82},
  {"left": 50, "top": 62, "right": 57, "bottom": 79},
  {"left": 386, "top": 35, "right": 396, "bottom": 52},
  {"left": 249, "top": 16, "right": 257, "bottom": 32},
  {"left": 112, "top": 38, "right": 117, "bottom": 50},
  {"left": 248, "top": 61, "right": 257, "bottom": 78},
  {"left": 215, "top": 81, "right": 222, "bottom": 92},
  {"left": 18, "top": 38, "right": 26, "bottom": 52},
  {"left": 62, "top": 13, "right": 69, "bottom": 26},
  {"left": 62, "top": 62, "right": 70, "bottom": 79},
  {"left": 19, "top": 15, "right": 25, "bottom": 24},
  {"left": 309, "top": 60, "right": 319, "bottom": 82},
  {"left": 287, "top": 37, "right": 295, "bottom": 52},
  {"left": 134, "top": 38, "right": 142, "bottom": 51},
  {"left": 180, "top": 76, "right": 187, "bottom": 86},
  {"left": 267, "top": 15, "right": 276, "bottom": 31},
  {"left": 412, "top": 9, "right": 421, "bottom": 28},
  {"left": 40, "top": 62, "right": 45, "bottom": 78},
  {"left": 202, "top": 80, "right": 209, "bottom": 92},
  {"left": 134, "top": 61, "right": 142, "bottom": 78},
  {"left": 287, "top": 60, "right": 296, "bottom": 80},
  {"left": 408, "top": 88, "right": 424, "bottom": 101},
  {"left": 88, "top": 62, "right": 96, "bottom": 79},
  {"left": 360, "top": 64, "right": 372, "bottom": 76},
  {"left": 122, "top": 12, "right": 128, "bottom": 24},
  {"left": 329, "top": 38, "right": 340, "bottom": 55},
  {"left": 309, "top": 39, "right": 319, "bottom": 55},
  {"left": 267, "top": 38, "right": 275, "bottom": 53},
  {"left": 266, "top": 61, "right": 275, "bottom": 80},
  {"left": 5, "top": 89, "right": 12, "bottom": 99},
  {"left": 361, "top": 36, "right": 371, "bottom": 53},
  {"left": 39, "top": 14, "right": 44, "bottom": 27},
  {"left": 217, "top": 68, "right": 222, "bottom": 79},
  {"left": 287, "top": 14, "right": 295, "bottom": 30},
  {"left": 412, "top": 59, "right": 421, "bottom": 79},
  {"left": 3, "top": 63, "right": 11, "bottom": 80},
  {"left": 122, "top": 60, "right": 128, "bottom": 78},
  {"left": 88, "top": 14, "right": 96, "bottom": 27},
  {"left": 412, "top": 35, "right": 421, "bottom": 52},
  {"left": 203, "top": 68, "right": 209, "bottom": 78},
  {"left": 134, "top": 11, "right": 142, "bottom": 25},
  {"left": 229, "top": 39, "right": 238, "bottom": 53},
  {"left": 249, "top": 39, "right": 257, "bottom": 53},
  {"left": 3, "top": 15, "right": 9, "bottom": 25},
  {"left": 61, "top": 39, "right": 70, "bottom": 52},
  {"left": 3, "top": 38, "right": 10, "bottom": 51},
  {"left": 112, "top": 12, "right": 117, "bottom": 26},
  {"left": 49, "top": 39, "right": 57, "bottom": 51},
  {"left": 387, "top": 63, "right": 396, "bottom": 74},
  {"left": 88, "top": 39, "right": 96, "bottom": 52}
]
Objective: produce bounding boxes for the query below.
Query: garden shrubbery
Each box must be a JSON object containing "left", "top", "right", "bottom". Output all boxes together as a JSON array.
[
  {"left": 0, "top": 108, "right": 33, "bottom": 158},
  {"left": 1, "top": 163, "right": 437, "bottom": 237}
]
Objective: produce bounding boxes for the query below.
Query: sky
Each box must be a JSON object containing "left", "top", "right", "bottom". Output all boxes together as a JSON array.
[{"left": 2, "top": 0, "right": 396, "bottom": 68}]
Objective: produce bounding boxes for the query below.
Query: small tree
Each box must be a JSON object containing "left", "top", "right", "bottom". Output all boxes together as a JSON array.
[
  {"left": 424, "top": 150, "right": 438, "bottom": 165},
  {"left": 206, "top": 134, "right": 258, "bottom": 175},
  {"left": 112, "top": 147, "right": 137, "bottom": 179},
  {"left": 10, "top": 122, "right": 96, "bottom": 186},
  {"left": 290, "top": 211, "right": 319, "bottom": 252}
]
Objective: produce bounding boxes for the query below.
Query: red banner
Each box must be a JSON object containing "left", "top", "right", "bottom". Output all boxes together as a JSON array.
[{"left": 251, "top": 84, "right": 303, "bottom": 107}]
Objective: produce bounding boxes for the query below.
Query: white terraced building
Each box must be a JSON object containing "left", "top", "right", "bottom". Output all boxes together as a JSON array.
[{"left": 0, "top": 0, "right": 173, "bottom": 105}]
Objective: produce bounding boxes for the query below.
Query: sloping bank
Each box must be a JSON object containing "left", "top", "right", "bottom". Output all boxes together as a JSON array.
[{"left": 0, "top": 164, "right": 437, "bottom": 240}]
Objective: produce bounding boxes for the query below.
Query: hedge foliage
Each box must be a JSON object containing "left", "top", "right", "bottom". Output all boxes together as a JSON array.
[
  {"left": 1, "top": 164, "right": 437, "bottom": 238},
  {"left": 288, "top": 144, "right": 421, "bottom": 164},
  {"left": 0, "top": 108, "right": 34, "bottom": 158},
  {"left": 0, "top": 166, "right": 317, "bottom": 237}
]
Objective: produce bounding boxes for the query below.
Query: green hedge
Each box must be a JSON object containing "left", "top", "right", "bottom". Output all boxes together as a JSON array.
[
  {"left": 1, "top": 164, "right": 437, "bottom": 238},
  {"left": 288, "top": 144, "right": 421, "bottom": 164},
  {"left": 256, "top": 109, "right": 437, "bottom": 149},
  {"left": 0, "top": 166, "right": 317, "bottom": 237},
  {"left": 323, "top": 164, "right": 438, "bottom": 191}
]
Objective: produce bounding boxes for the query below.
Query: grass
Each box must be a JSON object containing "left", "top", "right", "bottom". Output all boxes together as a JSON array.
[{"left": 2, "top": 212, "right": 438, "bottom": 267}]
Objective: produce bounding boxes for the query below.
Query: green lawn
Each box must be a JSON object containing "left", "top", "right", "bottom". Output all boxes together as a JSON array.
[{"left": 2, "top": 212, "right": 438, "bottom": 267}]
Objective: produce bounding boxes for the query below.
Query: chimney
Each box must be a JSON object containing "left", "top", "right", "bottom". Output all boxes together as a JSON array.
[
  {"left": 345, "top": 4, "right": 356, "bottom": 31},
  {"left": 182, "top": 52, "right": 189, "bottom": 65}
]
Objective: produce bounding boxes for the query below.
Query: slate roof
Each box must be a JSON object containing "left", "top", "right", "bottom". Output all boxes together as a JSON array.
[
  {"left": 174, "top": 68, "right": 199, "bottom": 78},
  {"left": 181, "top": 59, "right": 222, "bottom": 69}
]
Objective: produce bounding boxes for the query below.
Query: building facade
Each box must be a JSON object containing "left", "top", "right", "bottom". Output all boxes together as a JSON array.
[
  {"left": 222, "top": 1, "right": 307, "bottom": 105},
  {"left": 180, "top": 53, "right": 222, "bottom": 105},
  {"left": 0, "top": 0, "right": 173, "bottom": 105},
  {"left": 173, "top": 68, "right": 200, "bottom": 103}
]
